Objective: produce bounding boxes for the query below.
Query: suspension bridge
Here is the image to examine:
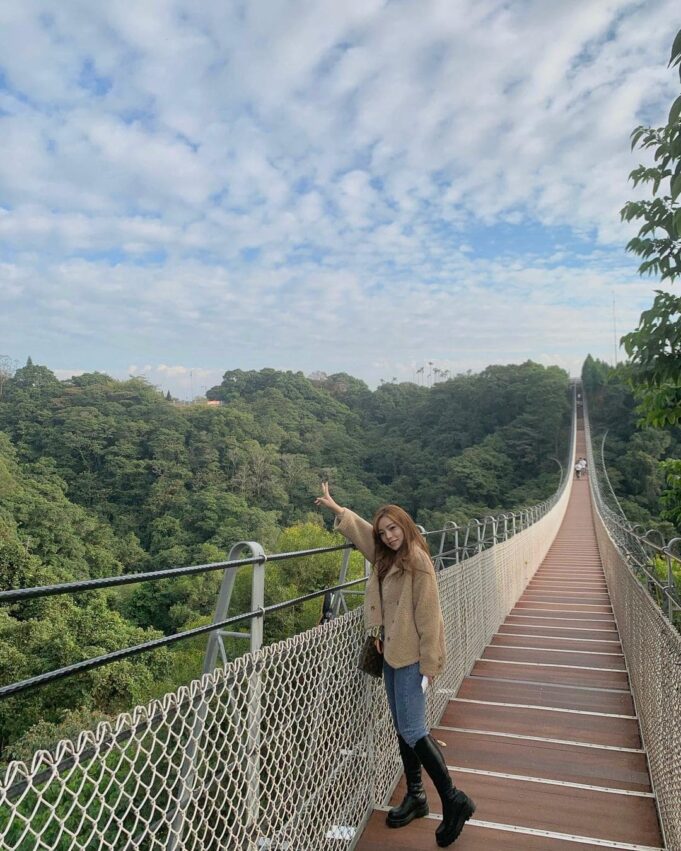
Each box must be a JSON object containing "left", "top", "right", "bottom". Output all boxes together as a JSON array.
[{"left": 0, "top": 389, "right": 679, "bottom": 850}]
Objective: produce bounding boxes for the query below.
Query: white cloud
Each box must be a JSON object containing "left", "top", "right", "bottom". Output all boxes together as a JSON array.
[{"left": 0, "top": 0, "right": 678, "bottom": 391}]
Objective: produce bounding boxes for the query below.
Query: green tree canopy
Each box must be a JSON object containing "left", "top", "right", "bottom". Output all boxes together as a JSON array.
[
  {"left": 620, "top": 28, "right": 681, "bottom": 427},
  {"left": 0, "top": 358, "right": 573, "bottom": 760}
]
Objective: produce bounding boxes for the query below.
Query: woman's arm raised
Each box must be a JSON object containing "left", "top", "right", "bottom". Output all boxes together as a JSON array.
[{"left": 314, "top": 481, "right": 376, "bottom": 563}]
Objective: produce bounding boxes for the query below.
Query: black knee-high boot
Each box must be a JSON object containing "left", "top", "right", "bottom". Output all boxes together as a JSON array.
[
  {"left": 386, "top": 735, "right": 429, "bottom": 827},
  {"left": 412, "top": 734, "right": 475, "bottom": 847}
]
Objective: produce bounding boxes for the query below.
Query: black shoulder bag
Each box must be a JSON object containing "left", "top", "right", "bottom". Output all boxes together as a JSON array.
[{"left": 358, "top": 579, "right": 383, "bottom": 678}]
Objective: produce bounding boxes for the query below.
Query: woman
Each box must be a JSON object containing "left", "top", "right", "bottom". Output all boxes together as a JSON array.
[{"left": 315, "top": 482, "right": 475, "bottom": 848}]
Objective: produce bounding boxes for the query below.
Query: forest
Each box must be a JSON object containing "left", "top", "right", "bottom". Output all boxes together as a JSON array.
[{"left": 0, "top": 358, "right": 574, "bottom": 761}]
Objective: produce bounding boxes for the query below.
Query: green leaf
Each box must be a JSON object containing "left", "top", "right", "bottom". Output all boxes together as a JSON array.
[
  {"left": 630, "top": 126, "right": 646, "bottom": 150},
  {"left": 668, "top": 94, "right": 681, "bottom": 127},
  {"left": 670, "top": 28, "right": 681, "bottom": 67},
  {"left": 672, "top": 173, "right": 681, "bottom": 201},
  {"left": 674, "top": 208, "right": 681, "bottom": 238}
]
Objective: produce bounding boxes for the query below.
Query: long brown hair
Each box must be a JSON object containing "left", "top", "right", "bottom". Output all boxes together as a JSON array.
[{"left": 372, "top": 504, "right": 430, "bottom": 580}]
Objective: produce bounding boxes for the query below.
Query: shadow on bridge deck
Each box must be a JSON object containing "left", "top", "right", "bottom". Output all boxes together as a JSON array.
[{"left": 356, "top": 437, "right": 665, "bottom": 850}]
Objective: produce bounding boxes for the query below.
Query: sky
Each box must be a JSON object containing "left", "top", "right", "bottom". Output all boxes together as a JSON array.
[{"left": 0, "top": 0, "right": 678, "bottom": 398}]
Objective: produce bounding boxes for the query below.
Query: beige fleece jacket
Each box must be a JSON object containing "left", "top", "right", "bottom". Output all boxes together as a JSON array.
[{"left": 335, "top": 509, "right": 446, "bottom": 678}]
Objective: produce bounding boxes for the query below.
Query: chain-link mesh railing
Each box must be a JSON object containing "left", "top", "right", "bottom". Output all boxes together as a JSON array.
[
  {"left": 0, "top": 406, "right": 576, "bottom": 851},
  {"left": 583, "top": 396, "right": 681, "bottom": 627},
  {"left": 0, "top": 485, "right": 575, "bottom": 850},
  {"left": 584, "top": 394, "right": 681, "bottom": 851}
]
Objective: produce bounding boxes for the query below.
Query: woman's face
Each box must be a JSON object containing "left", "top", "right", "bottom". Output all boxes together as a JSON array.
[{"left": 377, "top": 515, "right": 405, "bottom": 551}]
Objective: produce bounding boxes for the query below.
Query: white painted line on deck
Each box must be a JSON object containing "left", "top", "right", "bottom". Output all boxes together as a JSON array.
[
  {"left": 513, "top": 606, "right": 613, "bottom": 614},
  {"left": 373, "top": 808, "right": 663, "bottom": 848},
  {"left": 507, "top": 614, "right": 615, "bottom": 623},
  {"left": 464, "top": 675, "right": 631, "bottom": 693},
  {"left": 522, "top": 603, "right": 612, "bottom": 609},
  {"left": 494, "top": 632, "right": 621, "bottom": 645},
  {"left": 436, "top": 725, "right": 644, "bottom": 753},
  {"left": 476, "top": 658, "right": 628, "bottom": 674},
  {"left": 447, "top": 697, "right": 637, "bottom": 719},
  {"left": 445, "top": 766, "right": 654, "bottom": 798},
  {"left": 487, "top": 645, "right": 624, "bottom": 657},
  {"left": 500, "top": 624, "right": 618, "bottom": 633},
  {"left": 463, "top": 819, "right": 663, "bottom": 851}
]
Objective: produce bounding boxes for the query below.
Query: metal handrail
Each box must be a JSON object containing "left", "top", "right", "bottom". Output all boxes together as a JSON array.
[
  {"left": 0, "top": 575, "right": 368, "bottom": 701},
  {"left": 0, "top": 543, "right": 354, "bottom": 604},
  {"left": 0, "top": 489, "right": 565, "bottom": 699},
  {"left": 598, "top": 429, "right": 628, "bottom": 518}
]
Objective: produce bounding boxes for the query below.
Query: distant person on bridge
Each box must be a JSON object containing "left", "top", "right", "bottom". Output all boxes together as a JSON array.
[{"left": 315, "top": 481, "right": 476, "bottom": 848}]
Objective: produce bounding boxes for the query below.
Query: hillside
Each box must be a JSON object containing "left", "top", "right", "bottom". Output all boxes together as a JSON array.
[{"left": 0, "top": 359, "right": 571, "bottom": 759}]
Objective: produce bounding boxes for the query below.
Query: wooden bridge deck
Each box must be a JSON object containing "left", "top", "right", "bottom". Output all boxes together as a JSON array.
[{"left": 356, "top": 442, "right": 664, "bottom": 849}]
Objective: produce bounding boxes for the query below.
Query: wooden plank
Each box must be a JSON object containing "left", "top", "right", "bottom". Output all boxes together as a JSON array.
[
  {"left": 440, "top": 700, "right": 642, "bottom": 748},
  {"left": 524, "top": 592, "right": 609, "bottom": 597},
  {"left": 518, "top": 591, "right": 612, "bottom": 612},
  {"left": 498, "top": 623, "right": 621, "bottom": 641},
  {"left": 470, "top": 659, "right": 629, "bottom": 689},
  {"left": 526, "top": 583, "right": 608, "bottom": 588},
  {"left": 531, "top": 579, "right": 606, "bottom": 585},
  {"left": 457, "top": 676, "right": 636, "bottom": 715},
  {"left": 534, "top": 567, "right": 604, "bottom": 573},
  {"left": 514, "top": 601, "right": 613, "bottom": 612},
  {"left": 508, "top": 609, "right": 615, "bottom": 621},
  {"left": 490, "top": 634, "right": 623, "bottom": 655},
  {"left": 386, "top": 772, "right": 663, "bottom": 847},
  {"left": 506, "top": 615, "right": 616, "bottom": 627},
  {"left": 481, "top": 646, "right": 626, "bottom": 670},
  {"left": 356, "top": 810, "right": 639, "bottom": 851},
  {"left": 431, "top": 728, "right": 651, "bottom": 791}
]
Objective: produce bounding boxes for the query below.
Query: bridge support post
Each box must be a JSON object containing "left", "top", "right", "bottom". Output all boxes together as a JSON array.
[
  {"left": 664, "top": 541, "right": 680, "bottom": 622},
  {"left": 331, "top": 548, "right": 353, "bottom": 617},
  {"left": 166, "top": 541, "right": 266, "bottom": 851},
  {"left": 436, "top": 521, "right": 458, "bottom": 570},
  {"left": 475, "top": 519, "right": 483, "bottom": 554},
  {"left": 202, "top": 541, "right": 266, "bottom": 672}
]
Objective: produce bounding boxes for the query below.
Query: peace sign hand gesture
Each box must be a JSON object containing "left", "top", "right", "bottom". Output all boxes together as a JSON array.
[{"left": 314, "top": 480, "right": 344, "bottom": 515}]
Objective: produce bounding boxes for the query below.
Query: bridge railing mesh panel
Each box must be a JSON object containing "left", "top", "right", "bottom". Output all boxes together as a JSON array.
[
  {"left": 0, "top": 434, "right": 575, "bottom": 850},
  {"left": 584, "top": 405, "right": 681, "bottom": 851},
  {"left": 592, "top": 511, "right": 681, "bottom": 851}
]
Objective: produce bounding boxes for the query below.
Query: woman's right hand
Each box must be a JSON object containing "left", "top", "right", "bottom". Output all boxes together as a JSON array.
[
  {"left": 314, "top": 480, "right": 344, "bottom": 515},
  {"left": 374, "top": 638, "right": 383, "bottom": 654}
]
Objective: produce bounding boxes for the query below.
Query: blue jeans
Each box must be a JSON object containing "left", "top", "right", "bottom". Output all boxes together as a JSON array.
[{"left": 383, "top": 660, "right": 428, "bottom": 747}]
